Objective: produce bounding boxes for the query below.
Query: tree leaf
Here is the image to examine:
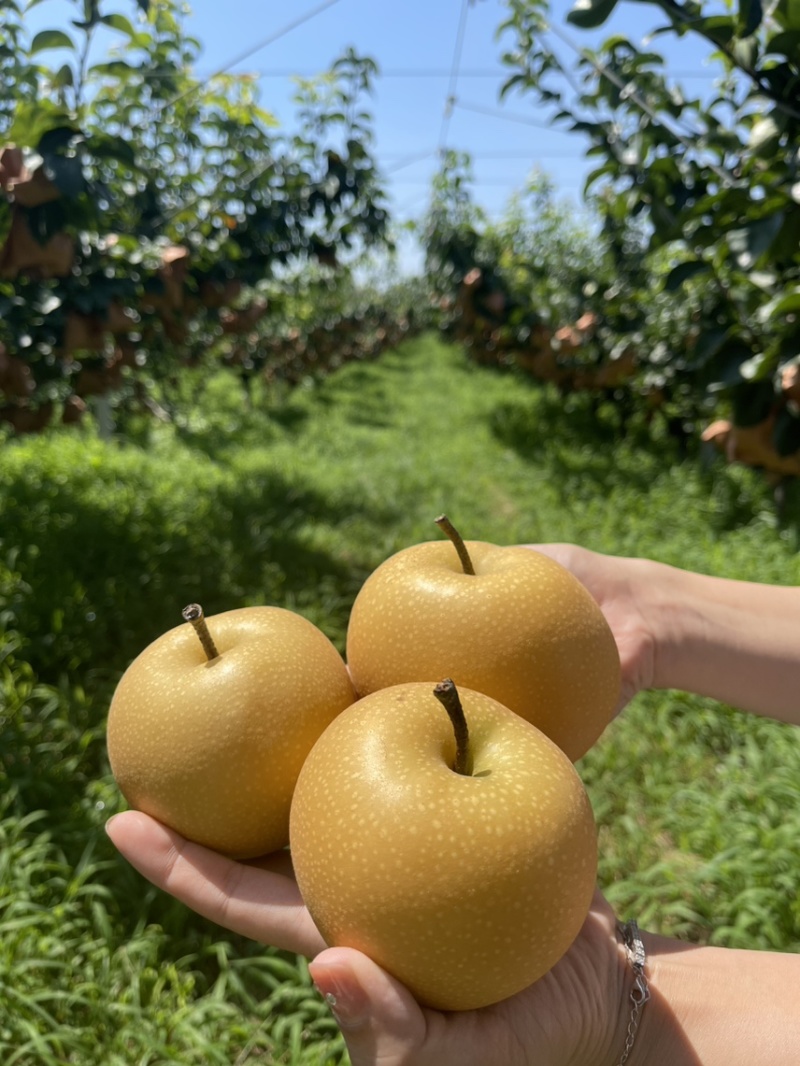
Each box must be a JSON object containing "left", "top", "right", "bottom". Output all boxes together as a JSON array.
[
  {"left": 693, "top": 15, "right": 737, "bottom": 48},
  {"left": 772, "top": 405, "right": 800, "bottom": 455},
  {"left": 731, "top": 36, "right": 758, "bottom": 68},
  {"left": 76, "top": 0, "right": 100, "bottom": 28},
  {"left": 729, "top": 377, "right": 775, "bottom": 421},
  {"left": 738, "top": 0, "right": 763, "bottom": 38},
  {"left": 29, "top": 29, "right": 74, "bottom": 54},
  {"left": 89, "top": 60, "right": 137, "bottom": 78},
  {"left": 727, "top": 213, "right": 784, "bottom": 267},
  {"left": 567, "top": 0, "right": 619, "bottom": 30},
  {"left": 689, "top": 326, "right": 728, "bottom": 370},
  {"left": 774, "top": 0, "right": 800, "bottom": 31},
  {"left": 43, "top": 153, "right": 85, "bottom": 198},
  {"left": 758, "top": 288, "right": 800, "bottom": 320},
  {"left": 37, "top": 125, "right": 81, "bottom": 155},
  {"left": 50, "top": 63, "right": 74, "bottom": 89},
  {"left": 764, "top": 29, "right": 800, "bottom": 57},
  {"left": 88, "top": 133, "right": 139, "bottom": 169},
  {"left": 749, "top": 116, "right": 781, "bottom": 154},
  {"left": 100, "top": 14, "right": 135, "bottom": 38},
  {"left": 664, "top": 260, "right": 710, "bottom": 290}
]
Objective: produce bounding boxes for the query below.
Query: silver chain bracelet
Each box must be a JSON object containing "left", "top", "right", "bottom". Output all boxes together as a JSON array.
[{"left": 616, "top": 920, "right": 651, "bottom": 1066}]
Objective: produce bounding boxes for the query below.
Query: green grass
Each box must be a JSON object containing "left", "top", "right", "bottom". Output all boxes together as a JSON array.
[{"left": 1, "top": 332, "right": 799, "bottom": 1062}]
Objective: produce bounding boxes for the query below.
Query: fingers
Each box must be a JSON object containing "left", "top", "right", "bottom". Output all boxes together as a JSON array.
[
  {"left": 309, "top": 948, "right": 511, "bottom": 1066},
  {"left": 522, "top": 542, "right": 577, "bottom": 563},
  {"left": 309, "top": 947, "right": 433, "bottom": 1066},
  {"left": 106, "top": 810, "right": 325, "bottom": 958},
  {"left": 522, "top": 542, "right": 598, "bottom": 583}
]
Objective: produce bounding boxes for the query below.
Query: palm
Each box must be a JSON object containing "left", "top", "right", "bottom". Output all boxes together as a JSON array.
[
  {"left": 525, "top": 543, "right": 657, "bottom": 711},
  {"left": 108, "top": 812, "right": 621, "bottom": 1066},
  {"left": 107, "top": 810, "right": 326, "bottom": 957},
  {"left": 412, "top": 892, "right": 622, "bottom": 1066}
]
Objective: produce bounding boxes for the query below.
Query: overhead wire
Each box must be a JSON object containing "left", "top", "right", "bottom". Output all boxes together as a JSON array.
[
  {"left": 540, "top": 17, "right": 737, "bottom": 186},
  {"left": 383, "top": 150, "right": 440, "bottom": 174},
  {"left": 113, "top": 65, "right": 720, "bottom": 81},
  {"left": 135, "top": 1, "right": 745, "bottom": 234},
  {"left": 454, "top": 100, "right": 573, "bottom": 131},
  {"left": 143, "top": 0, "right": 349, "bottom": 228},
  {"left": 150, "top": 0, "right": 345, "bottom": 117},
  {"left": 384, "top": 150, "right": 583, "bottom": 160},
  {"left": 140, "top": 0, "right": 738, "bottom": 199},
  {"left": 438, "top": 0, "right": 472, "bottom": 156}
]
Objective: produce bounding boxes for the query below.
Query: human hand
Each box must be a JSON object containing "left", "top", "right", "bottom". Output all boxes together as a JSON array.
[
  {"left": 106, "top": 810, "right": 628, "bottom": 1066},
  {"left": 523, "top": 543, "right": 660, "bottom": 713}
]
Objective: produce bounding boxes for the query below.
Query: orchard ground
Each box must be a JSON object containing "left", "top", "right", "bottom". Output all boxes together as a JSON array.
[{"left": 2, "top": 333, "right": 799, "bottom": 1064}]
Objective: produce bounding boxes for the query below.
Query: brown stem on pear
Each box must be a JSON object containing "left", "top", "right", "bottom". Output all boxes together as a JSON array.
[
  {"left": 433, "top": 679, "right": 473, "bottom": 776},
  {"left": 182, "top": 603, "right": 220, "bottom": 661},
  {"left": 435, "top": 514, "right": 476, "bottom": 576}
]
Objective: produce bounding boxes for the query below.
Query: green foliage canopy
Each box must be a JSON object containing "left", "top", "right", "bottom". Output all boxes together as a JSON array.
[
  {"left": 499, "top": 0, "right": 800, "bottom": 449},
  {"left": 0, "top": 0, "right": 391, "bottom": 421}
]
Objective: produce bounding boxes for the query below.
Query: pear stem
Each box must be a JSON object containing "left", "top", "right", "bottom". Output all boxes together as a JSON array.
[
  {"left": 433, "top": 679, "right": 473, "bottom": 776},
  {"left": 435, "top": 514, "right": 475, "bottom": 576},
  {"left": 182, "top": 603, "right": 220, "bottom": 661}
]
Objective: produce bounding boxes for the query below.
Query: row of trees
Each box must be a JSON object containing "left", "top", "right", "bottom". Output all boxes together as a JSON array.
[
  {"left": 0, "top": 0, "right": 392, "bottom": 432},
  {"left": 3, "top": 0, "right": 800, "bottom": 487},
  {"left": 421, "top": 0, "right": 800, "bottom": 478}
]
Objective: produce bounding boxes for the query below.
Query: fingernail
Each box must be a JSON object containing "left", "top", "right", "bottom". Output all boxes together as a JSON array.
[{"left": 311, "top": 964, "right": 367, "bottom": 1029}]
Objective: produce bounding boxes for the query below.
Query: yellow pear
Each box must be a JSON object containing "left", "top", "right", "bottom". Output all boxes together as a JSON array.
[
  {"left": 346, "top": 517, "right": 620, "bottom": 760},
  {"left": 107, "top": 604, "right": 355, "bottom": 859},
  {"left": 290, "top": 680, "right": 598, "bottom": 1011}
]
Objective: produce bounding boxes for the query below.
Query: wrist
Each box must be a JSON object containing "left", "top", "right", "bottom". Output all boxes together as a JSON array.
[
  {"left": 636, "top": 560, "right": 703, "bottom": 695},
  {"left": 641, "top": 559, "right": 800, "bottom": 721},
  {"left": 619, "top": 931, "right": 800, "bottom": 1066}
]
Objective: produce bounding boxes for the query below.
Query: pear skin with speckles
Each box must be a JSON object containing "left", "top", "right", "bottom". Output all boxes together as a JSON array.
[
  {"left": 290, "top": 682, "right": 598, "bottom": 1012},
  {"left": 345, "top": 542, "right": 620, "bottom": 761},
  {"left": 107, "top": 606, "right": 355, "bottom": 859}
]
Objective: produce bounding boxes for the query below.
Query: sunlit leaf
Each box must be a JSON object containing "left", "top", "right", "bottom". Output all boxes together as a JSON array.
[
  {"left": 773, "top": 0, "right": 800, "bottom": 31},
  {"left": 100, "top": 13, "right": 135, "bottom": 38},
  {"left": 749, "top": 116, "right": 781, "bottom": 154}
]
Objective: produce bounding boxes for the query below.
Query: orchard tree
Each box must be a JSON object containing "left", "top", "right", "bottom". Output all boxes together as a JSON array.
[
  {"left": 498, "top": 0, "right": 800, "bottom": 475},
  {"left": 0, "top": 0, "right": 390, "bottom": 433},
  {"left": 421, "top": 151, "right": 661, "bottom": 407}
]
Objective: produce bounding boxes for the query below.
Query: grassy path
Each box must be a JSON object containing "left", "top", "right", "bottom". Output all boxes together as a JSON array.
[
  {"left": 1, "top": 332, "right": 799, "bottom": 1064},
  {"left": 252, "top": 333, "right": 800, "bottom": 587}
]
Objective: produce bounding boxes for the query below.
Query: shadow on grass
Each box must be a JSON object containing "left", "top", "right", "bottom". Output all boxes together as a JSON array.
[
  {"left": 170, "top": 402, "right": 310, "bottom": 461},
  {"left": 696, "top": 456, "right": 800, "bottom": 539},
  {"left": 1, "top": 458, "right": 388, "bottom": 690},
  {"left": 489, "top": 388, "right": 671, "bottom": 499},
  {"left": 263, "top": 402, "right": 310, "bottom": 432},
  {"left": 305, "top": 362, "right": 395, "bottom": 429},
  {"left": 490, "top": 386, "right": 800, "bottom": 536}
]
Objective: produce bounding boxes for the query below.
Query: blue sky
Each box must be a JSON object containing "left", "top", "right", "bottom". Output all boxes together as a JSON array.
[
  {"left": 25, "top": 0, "right": 721, "bottom": 270},
  {"left": 182, "top": 1, "right": 717, "bottom": 218}
]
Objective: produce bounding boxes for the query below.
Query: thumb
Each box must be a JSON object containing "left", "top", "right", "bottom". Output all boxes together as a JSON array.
[
  {"left": 309, "top": 947, "right": 428, "bottom": 1066},
  {"left": 522, "top": 542, "right": 580, "bottom": 569}
]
